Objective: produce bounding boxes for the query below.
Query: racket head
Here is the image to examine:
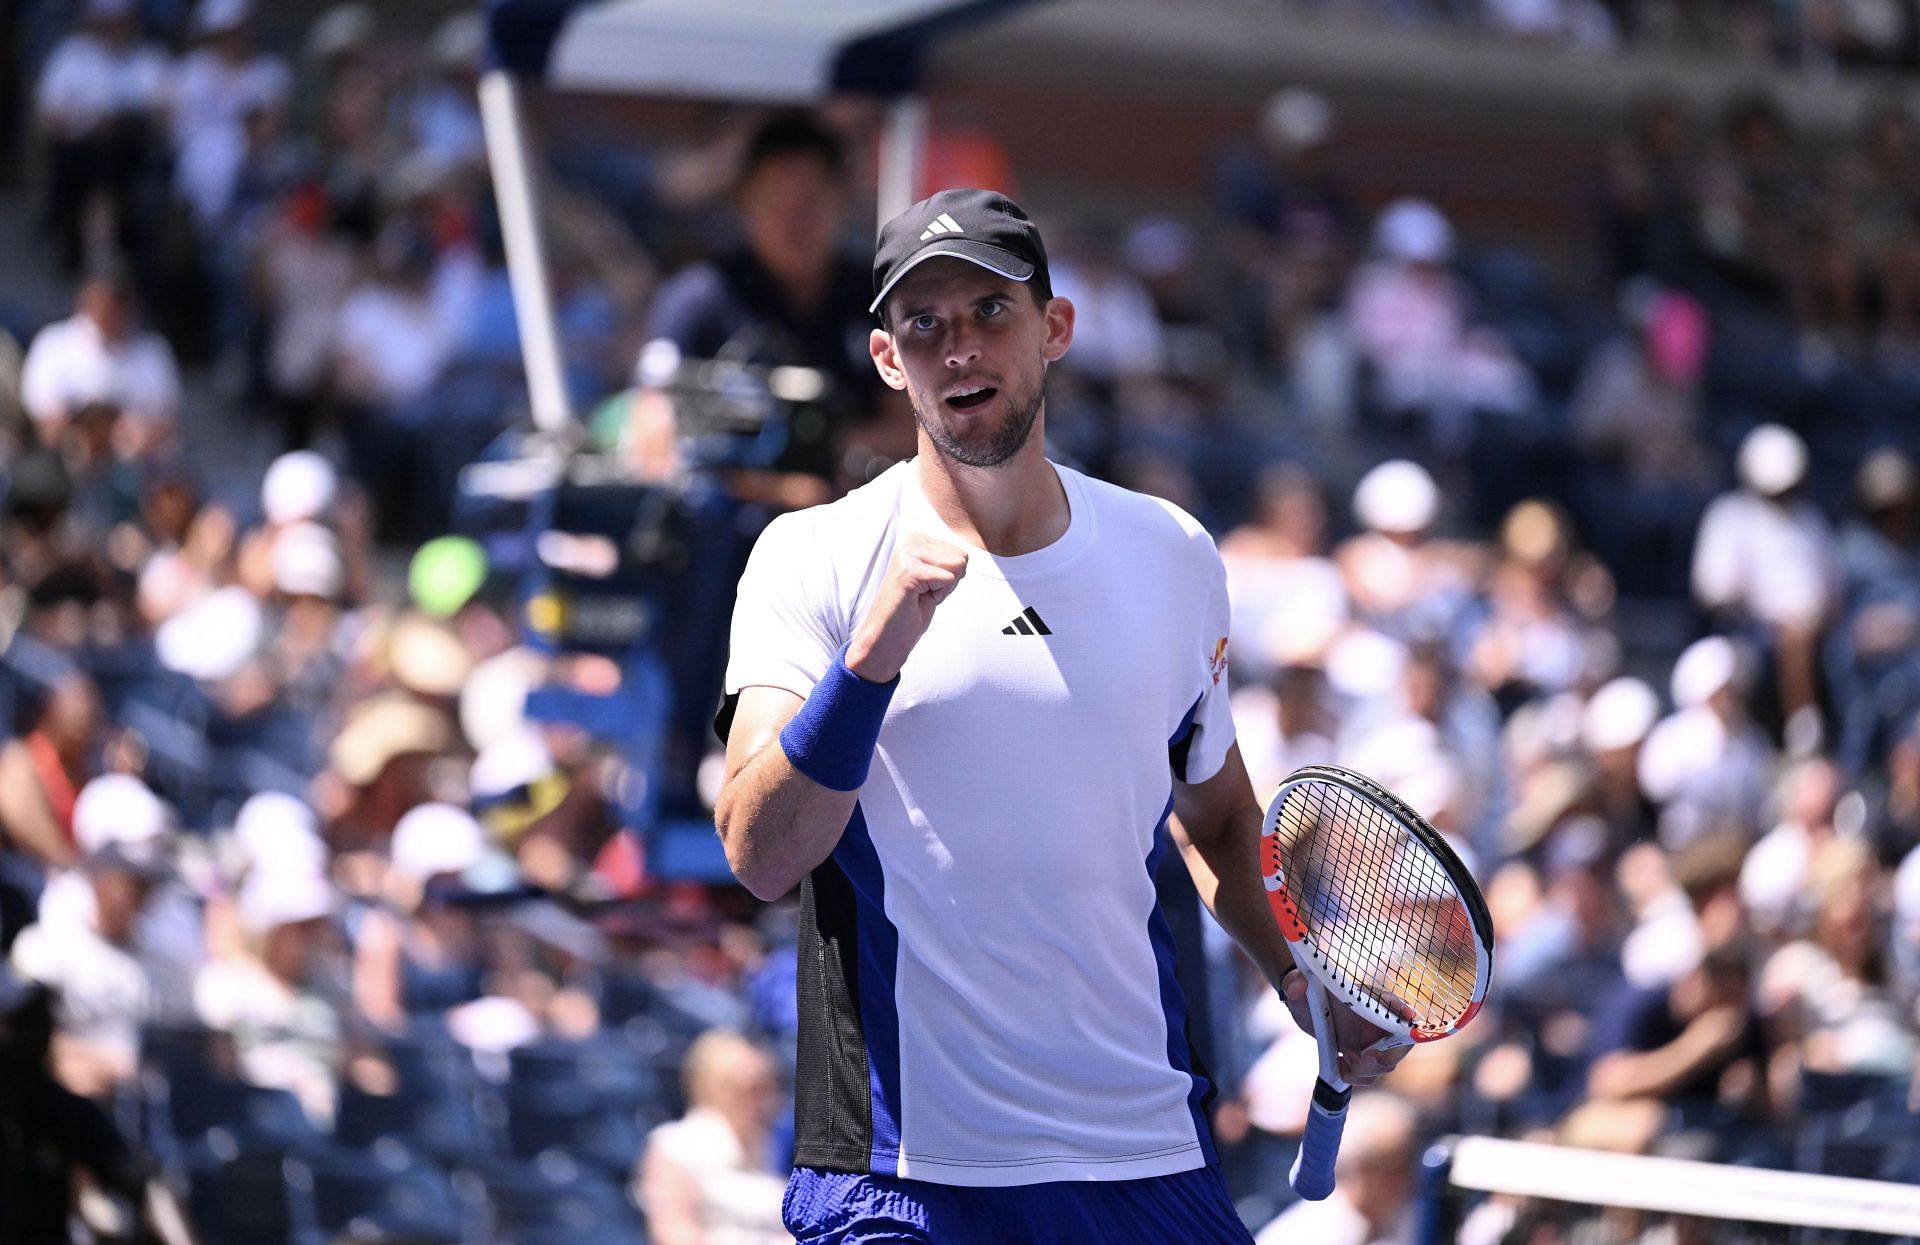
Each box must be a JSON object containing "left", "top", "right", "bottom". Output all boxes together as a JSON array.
[{"left": 1261, "top": 764, "right": 1493, "bottom": 1042}]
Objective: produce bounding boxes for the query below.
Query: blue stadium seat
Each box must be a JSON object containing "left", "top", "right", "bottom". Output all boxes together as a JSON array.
[
  {"left": 506, "top": 1085, "right": 653, "bottom": 1176},
  {"left": 289, "top": 1141, "right": 469, "bottom": 1244},
  {"left": 509, "top": 1035, "right": 658, "bottom": 1109},
  {"left": 152, "top": 1066, "right": 323, "bottom": 1155},
  {"left": 456, "top": 1151, "right": 649, "bottom": 1239}
]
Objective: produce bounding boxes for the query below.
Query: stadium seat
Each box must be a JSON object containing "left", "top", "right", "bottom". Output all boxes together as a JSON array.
[
  {"left": 456, "top": 1150, "right": 649, "bottom": 1239},
  {"left": 152, "top": 1066, "right": 324, "bottom": 1155},
  {"left": 509, "top": 1035, "right": 659, "bottom": 1109},
  {"left": 187, "top": 1148, "right": 323, "bottom": 1245},
  {"left": 506, "top": 1084, "right": 652, "bottom": 1176},
  {"left": 289, "top": 1141, "right": 469, "bottom": 1244}
]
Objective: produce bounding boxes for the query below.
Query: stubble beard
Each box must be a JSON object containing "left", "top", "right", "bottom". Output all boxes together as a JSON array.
[{"left": 914, "top": 372, "right": 1045, "bottom": 470}]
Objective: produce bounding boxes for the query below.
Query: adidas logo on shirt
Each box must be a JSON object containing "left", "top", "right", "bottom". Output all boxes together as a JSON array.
[
  {"left": 918, "top": 213, "right": 964, "bottom": 241},
  {"left": 1001, "top": 607, "right": 1052, "bottom": 636}
]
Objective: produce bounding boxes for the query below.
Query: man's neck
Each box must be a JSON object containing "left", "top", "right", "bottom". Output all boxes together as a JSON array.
[{"left": 916, "top": 435, "right": 1069, "bottom": 557}]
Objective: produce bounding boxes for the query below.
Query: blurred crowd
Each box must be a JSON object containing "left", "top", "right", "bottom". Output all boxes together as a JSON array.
[
  {"left": 1, "top": 0, "right": 1919, "bottom": 1243},
  {"left": 1314, "top": 0, "right": 1920, "bottom": 70}
]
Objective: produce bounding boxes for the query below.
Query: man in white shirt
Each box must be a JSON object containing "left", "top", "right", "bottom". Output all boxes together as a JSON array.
[
  {"left": 33, "top": 0, "right": 172, "bottom": 272},
  {"left": 20, "top": 270, "right": 181, "bottom": 448},
  {"left": 716, "top": 189, "right": 1405, "bottom": 1243},
  {"left": 169, "top": 0, "right": 291, "bottom": 155}
]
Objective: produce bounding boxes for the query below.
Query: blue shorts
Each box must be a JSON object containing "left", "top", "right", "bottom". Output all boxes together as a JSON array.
[{"left": 783, "top": 1164, "right": 1255, "bottom": 1244}]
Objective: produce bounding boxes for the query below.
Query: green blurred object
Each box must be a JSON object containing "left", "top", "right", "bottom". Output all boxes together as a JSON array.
[{"left": 409, "top": 536, "right": 488, "bottom": 618}]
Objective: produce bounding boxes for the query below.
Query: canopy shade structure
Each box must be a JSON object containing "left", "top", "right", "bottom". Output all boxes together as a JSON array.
[
  {"left": 478, "top": 0, "right": 1038, "bottom": 433},
  {"left": 486, "top": 0, "right": 1032, "bottom": 101}
]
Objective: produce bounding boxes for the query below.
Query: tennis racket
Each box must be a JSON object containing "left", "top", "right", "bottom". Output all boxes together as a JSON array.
[{"left": 1260, "top": 764, "right": 1493, "bottom": 1201}]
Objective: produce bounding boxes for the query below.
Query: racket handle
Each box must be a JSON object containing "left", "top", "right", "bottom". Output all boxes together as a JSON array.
[{"left": 1289, "top": 1077, "right": 1351, "bottom": 1201}]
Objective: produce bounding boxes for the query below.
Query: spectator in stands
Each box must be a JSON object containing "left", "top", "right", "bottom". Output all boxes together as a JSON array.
[
  {"left": 1694, "top": 96, "right": 1804, "bottom": 308},
  {"left": 1759, "top": 842, "right": 1914, "bottom": 1075},
  {"left": 195, "top": 866, "right": 343, "bottom": 1124},
  {"left": 1499, "top": 817, "right": 1630, "bottom": 1026},
  {"left": 1220, "top": 462, "right": 1349, "bottom": 681},
  {"left": 1585, "top": 945, "right": 1767, "bottom": 1123},
  {"left": 1232, "top": 665, "right": 1341, "bottom": 811},
  {"left": 0, "top": 672, "right": 101, "bottom": 878},
  {"left": 20, "top": 266, "right": 181, "bottom": 450},
  {"left": 1692, "top": 425, "right": 1841, "bottom": 733},
  {"left": 9, "top": 815, "right": 172, "bottom": 1096},
  {"left": 1215, "top": 89, "right": 1356, "bottom": 378},
  {"left": 637, "top": 1028, "right": 789, "bottom": 1245},
  {"left": 471, "top": 726, "right": 617, "bottom": 897},
  {"left": 253, "top": 185, "right": 358, "bottom": 450},
  {"left": 1639, "top": 636, "right": 1776, "bottom": 849},
  {"left": 1568, "top": 282, "right": 1716, "bottom": 596},
  {"left": 1253, "top": 1092, "right": 1419, "bottom": 1245},
  {"left": 1581, "top": 676, "right": 1663, "bottom": 845},
  {"left": 1829, "top": 448, "right": 1920, "bottom": 771},
  {"left": 1335, "top": 458, "right": 1476, "bottom": 644},
  {"left": 31, "top": 0, "right": 172, "bottom": 275},
  {"left": 1738, "top": 757, "right": 1848, "bottom": 941},
  {"left": 1346, "top": 198, "right": 1534, "bottom": 440},
  {"left": 352, "top": 802, "right": 488, "bottom": 1032},
  {"left": 1601, "top": 94, "right": 1699, "bottom": 285},
  {"left": 1465, "top": 500, "right": 1614, "bottom": 707},
  {"left": 0, "top": 969, "right": 199, "bottom": 1245},
  {"left": 169, "top": 0, "right": 291, "bottom": 156}
]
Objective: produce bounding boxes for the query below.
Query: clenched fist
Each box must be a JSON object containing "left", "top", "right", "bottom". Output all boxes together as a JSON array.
[{"left": 845, "top": 533, "right": 969, "bottom": 683}]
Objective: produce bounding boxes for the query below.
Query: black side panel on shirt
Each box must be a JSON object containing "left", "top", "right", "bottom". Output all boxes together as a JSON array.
[
  {"left": 1169, "top": 720, "right": 1197, "bottom": 783},
  {"left": 793, "top": 859, "right": 875, "bottom": 1171}
]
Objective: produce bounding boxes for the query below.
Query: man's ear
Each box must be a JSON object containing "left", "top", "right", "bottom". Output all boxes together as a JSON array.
[
  {"left": 870, "top": 326, "right": 908, "bottom": 392},
  {"left": 1041, "top": 296, "right": 1075, "bottom": 363}
]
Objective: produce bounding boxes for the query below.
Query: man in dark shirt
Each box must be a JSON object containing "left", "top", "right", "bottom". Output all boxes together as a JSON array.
[
  {"left": 636, "top": 112, "right": 884, "bottom": 812},
  {"left": 642, "top": 109, "right": 881, "bottom": 501}
]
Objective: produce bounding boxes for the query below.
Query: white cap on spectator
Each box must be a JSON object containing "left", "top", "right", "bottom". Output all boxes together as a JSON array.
[
  {"left": 73, "top": 774, "right": 169, "bottom": 855},
  {"left": 193, "top": 0, "right": 252, "bottom": 36},
  {"left": 461, "top": 647, "right": 544, "bottom": 752},
  {"left": 1582, "top": 677, "right": 1661, "bottom": 753},
  {"left": 1736, "top": 424, "right": 1808, "bottom": 497},
  {"left": 157, "top": 586, "right": 262, "bottom": 681},
  {"left": 471, "top": 727, "right": 553, "bottom": 802},
  {"left": 1261, "top": 88, "right": 1333, "bottom": 154},
  {"left": 391, "top": 803, "right": 486, "bottom": 882},
  {"left": 271, "top": 522, "right": 344, "bottom": 600},
  {"left": 233, "top": 792, "right": 325, "bottom": 873},
  {"left": 1374, "top": 198, "right": 1454, "bottom": 265},
  {"left": 239, "top": 867, "right": 334, "bottom": 933},
  {"left": 1323, "top": 628, "right": 1408, "bottom": 700},
  {"left": 1353, "top": 459, "right": 1439, "bottom": 534},
  {"left": 1671, "top": 636, "right": 1739, "bottom": 709},
  {"left": 261, "top": 451, "right": 337, "bottom": 526}
]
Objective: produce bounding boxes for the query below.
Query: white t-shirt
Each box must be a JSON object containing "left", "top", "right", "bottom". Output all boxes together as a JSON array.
[
  {"left": 168, "top": 49, "right": 289, "bottom": 150},
  {"left": 20, "top": 313, "right": 182, "bottom": 426},
  {"left": 1691, "top": 491, "right": 1840, "bottom": 627},
  {"left": 35, "top": 33, "right": 171, "bottom": 135},
  {"left": 724, "top": 460, "right": 1236, "bottom": 1186},
  {"left": 642, "top": 1107, "right": 790, "bottom": 1245}
]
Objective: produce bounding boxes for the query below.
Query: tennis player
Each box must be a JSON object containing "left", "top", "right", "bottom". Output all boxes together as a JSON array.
[{"left": 715, "top": 189, "right": 1407, "bottom": 1244}]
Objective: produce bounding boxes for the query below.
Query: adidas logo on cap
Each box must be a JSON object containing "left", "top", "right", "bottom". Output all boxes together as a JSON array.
[{"left": 918, "top": 213, "right": 964, "bottom": 241}]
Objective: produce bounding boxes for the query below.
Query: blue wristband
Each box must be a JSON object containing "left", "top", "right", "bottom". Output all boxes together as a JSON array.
[{"left": 779, "top": 647, "right": 898, "bottom": 792}]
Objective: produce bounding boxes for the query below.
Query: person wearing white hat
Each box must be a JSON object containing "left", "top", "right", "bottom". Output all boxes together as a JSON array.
[
  {"left": 1582, "top": 676, "right": 1663, "bottom": 840},
  {"left": 9, "top": 777, "right": 183, "bottom": 1095},
  {"left": 171, "top": 0, "right": 290, "bottom": 154},
  {"left": 31, "top": 0, "right": 172, "bottom": 273},
  {"left": 1692, "top": 424, "right": 1841, "bottom": 730},
  {"left": 195, "top": 866, "right": 344, "bottom": 1123},
  {"left": 1335, "top": 460, "right": 1476, "bottom": 643},
  {"left": 1638, "top": 637, "right": 1775, "bottom": 849},
  {"left": 351, "top": 803, "right": 490, "bottom": 1033}
]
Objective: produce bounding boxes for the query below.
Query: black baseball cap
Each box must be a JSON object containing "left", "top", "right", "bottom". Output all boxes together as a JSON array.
[{"left": 869, "top": 189, "right": 1050, "bottom": 316}]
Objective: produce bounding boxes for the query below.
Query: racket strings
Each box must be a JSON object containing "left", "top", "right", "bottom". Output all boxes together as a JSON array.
[{"left": 1271, "top": 782, "right": 1481, "bottom": 1032}]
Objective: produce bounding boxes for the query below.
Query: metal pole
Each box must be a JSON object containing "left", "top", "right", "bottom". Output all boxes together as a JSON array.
[
  {"left": 876, "top": 94, "right": 928, "bottom": 224},
  {"left": 478, "top": 69, "right": 573, "bottom": 433}
]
